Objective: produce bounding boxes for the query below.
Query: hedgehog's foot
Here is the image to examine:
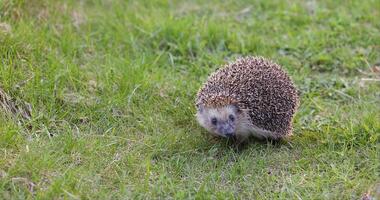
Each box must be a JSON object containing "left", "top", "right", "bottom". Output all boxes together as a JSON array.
[{"left": 234, "top": 134, "right": 250, "bottom": 145}]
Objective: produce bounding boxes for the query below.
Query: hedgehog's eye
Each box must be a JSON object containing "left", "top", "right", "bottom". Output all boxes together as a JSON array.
[
  {"left": 211, "top": 118, "right": 217, "bottom": 125},
  {"left": 229, "top": 114, "right": 235, "bottom": 122}
]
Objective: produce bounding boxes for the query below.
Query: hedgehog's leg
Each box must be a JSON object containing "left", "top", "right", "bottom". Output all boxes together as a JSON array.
[
  {"left": 235, "top": 134, "right": 250, "bottom": 144},
  {"left": 263, "top": 130, "right": 290, "bottom": 140},
  {"left": 248, "top": 124, "right": 272, "bottom": 139}
]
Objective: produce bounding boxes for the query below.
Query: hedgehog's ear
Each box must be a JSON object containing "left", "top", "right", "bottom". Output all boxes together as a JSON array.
[
  {"left": 197, "top": 104, "right": 204, "bottom": 113},
  {"left": 231, "top": 103, "right": 242, "bottom": 113}
]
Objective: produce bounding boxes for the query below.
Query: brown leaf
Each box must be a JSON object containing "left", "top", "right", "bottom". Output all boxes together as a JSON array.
[
  {"left": 12, "top": 177, "right": 36, "bottom": 194},
  {"left": 71, "top": 10, "right": 86, "bottom": 28},
  {"left": 0, "top": 22, "right": 12, "bottom": 34},
  {"left": 361, "top": 192, "right": 372, "bottom": 200},
  {"left": 372, "top": 65, "right": 380, "bottom": 74}
]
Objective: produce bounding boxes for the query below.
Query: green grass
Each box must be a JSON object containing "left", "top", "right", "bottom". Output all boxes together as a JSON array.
[{"left": 1, "top": 0, "right": 379, "bottom": 199}]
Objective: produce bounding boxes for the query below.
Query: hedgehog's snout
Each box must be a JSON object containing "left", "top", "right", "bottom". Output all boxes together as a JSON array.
[{"left": 217, "top": 122, "right": 235, "bottom": 137}]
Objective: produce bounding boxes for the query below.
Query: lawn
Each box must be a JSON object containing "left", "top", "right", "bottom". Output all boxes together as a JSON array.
[{"left": 0, "top": 0, "right": 379, "bottom": 199}]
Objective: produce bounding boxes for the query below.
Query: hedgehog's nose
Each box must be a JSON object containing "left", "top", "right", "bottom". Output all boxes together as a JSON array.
[{"left": 219, "top": 124, "right": 234, "bottom": 137}]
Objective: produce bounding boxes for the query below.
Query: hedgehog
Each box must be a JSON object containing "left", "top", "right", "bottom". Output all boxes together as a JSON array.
[{"left": 195, "top": 56, "right": 299, "bottom": 142}]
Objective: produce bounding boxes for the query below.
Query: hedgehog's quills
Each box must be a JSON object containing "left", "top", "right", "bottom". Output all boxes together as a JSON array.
[{"left": 195, "top": 56, "right": 299, "bottom": 142}]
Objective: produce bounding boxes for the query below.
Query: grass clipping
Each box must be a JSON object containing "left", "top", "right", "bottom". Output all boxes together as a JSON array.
[{"left": 0, "top": 87, "right": 32, "bottom": 124}]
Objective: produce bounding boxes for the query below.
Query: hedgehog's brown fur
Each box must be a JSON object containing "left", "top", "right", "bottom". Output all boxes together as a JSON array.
[{"left": 196, "top": 56, "right": 299, "bottom": 139}]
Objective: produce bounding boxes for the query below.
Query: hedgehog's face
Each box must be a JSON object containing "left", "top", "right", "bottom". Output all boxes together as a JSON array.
[{"left": 196, "top": 105, "right": 240, "bottom": 138}]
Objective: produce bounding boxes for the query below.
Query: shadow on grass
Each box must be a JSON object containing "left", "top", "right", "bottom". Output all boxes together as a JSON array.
[{"left": 204, "top": 133, "right": 290, "bottom": 154}]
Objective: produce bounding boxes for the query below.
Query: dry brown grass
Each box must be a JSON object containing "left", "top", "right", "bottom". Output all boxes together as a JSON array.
[{"left": 0, "top": 87, "right": 32, "bottom": 124}]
